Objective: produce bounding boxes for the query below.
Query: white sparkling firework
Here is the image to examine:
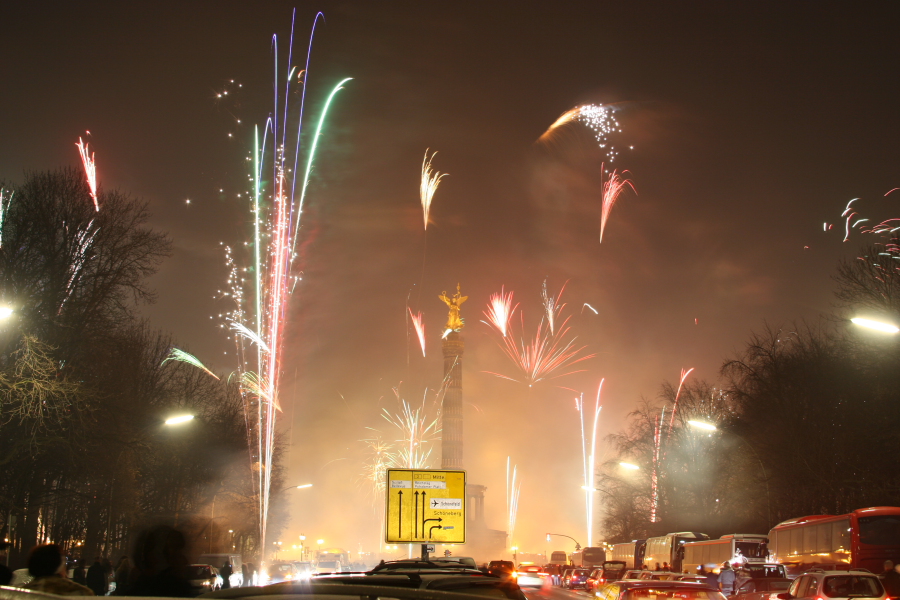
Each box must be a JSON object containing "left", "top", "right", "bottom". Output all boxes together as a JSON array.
[
  {"left": 539, "top": 104, "right": 623, "bottom": 162},
  {"left": 420, "top": 150, "right": 446, "bottom": 230},
  {"left": 0, "top": 188, "right": 12, "bottom": 248},
  {"left": 75, "top": 137, "right": 99, "bottom": 211}
]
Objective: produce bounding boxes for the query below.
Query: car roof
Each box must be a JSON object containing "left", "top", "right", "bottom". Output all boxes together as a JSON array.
[{"left": 609, "top": 580, "right": 719, "bottom": 590}]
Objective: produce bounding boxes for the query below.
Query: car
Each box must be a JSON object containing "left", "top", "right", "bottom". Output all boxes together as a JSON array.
[
  {"left": 367, "top": 559, "right": 487, "bottom": 576},
  {"left": 594, "top": 579, "right": 728, "bottom": 600},
  {"left": 587, "top": 569, "right": 605, "bottom": 593},
  {"left": 639, "top": 571, "right": 679, "bottom": 581},
  {"left": 733, "top": 577, "right": 792, "bottom": 600},
  {"left": 430, "top": 556, "right": 478, "bottom": 569},
  {"left": 489, "top": 560, "right": 516, "bottom": 579},
  {"left": 315, "top": 560, "right": 343, "bottom": 574},
  {"left": 291, "top": 561, "right": 315, "bottom": 581},
  {"left": 516, "top": 566, "right": 550, "bottom": 589},
  {"left": 600, "top": 561, "right": 628, "bottom": 584},
  {"left": 673, "top": 575, "right": 711, "bottom": 583},
  {"left": 734, "top": 564, "right": 789, "bottom": 591},
  {"left": 777, "top": 570, "right": 887, "bottom": 600},
  {"left": 186, "top": 563, "right": 223, "bottom": 594},
  {"left": 268, "top": 561, "right": 527, "bottom": 600},
  {"left": 265, "top": 561, "right": 299, "bottom": 583},
  {"left": 565, "top": 567, "right": 591, "bottom": 589},
  {"left": 623, "top": 570, "right": 645, "bottom": 580}
]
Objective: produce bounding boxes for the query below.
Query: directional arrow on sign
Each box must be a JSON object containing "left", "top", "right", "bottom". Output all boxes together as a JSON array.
[{"left": 397, "top": 490, "right": 403, "bottom": 538}]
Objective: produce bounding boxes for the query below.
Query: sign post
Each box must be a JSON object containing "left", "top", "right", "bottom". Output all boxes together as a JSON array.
[{"left": 385, "top": 469, "right": 466, "bottom": 552}]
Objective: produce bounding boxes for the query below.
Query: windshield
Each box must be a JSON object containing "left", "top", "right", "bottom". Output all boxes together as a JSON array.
[
  {"left": 769, "top": 582, "right": 791, "bottom": 591},
  {"left": 858, "top": 515, "right": 900, "bottom": 546},
  {"left": 187, "top": 566, "right": 213, "bottom": 579},
  {"left": 742, "top": 565, "right": 785, "bottom": 578},
  {"left": 735, "top": 542, "right": 767, "bottom": 558},
  {"left": 623, "top": 588, "right": 724, "bottom": 600},
  {"left": 823, "top": 576, "right": 883, "bottom": 598}
]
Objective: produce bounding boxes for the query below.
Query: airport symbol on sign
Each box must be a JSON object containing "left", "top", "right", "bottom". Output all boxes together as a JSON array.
[{"left": 385, "top": 469, "right": 466, "bottom": 544}]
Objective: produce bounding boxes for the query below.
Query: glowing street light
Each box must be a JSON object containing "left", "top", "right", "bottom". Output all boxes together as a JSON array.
[
  {"left": 164, "top": 414, "right": 195, "bottom": 426},
  {"left": 619, "top": 462, "right": 640, "bottom": 470},
  {"left": 687, "top": 420, "right": 717, "bottom": 431},
  {"left": 581, "top": 486, "right": 598, "bottom": 491},
  {"left": 0, "top": 307, "right": 12, "bottom": 320},
  {"left": 851, "top": 317, "right": 900, "bottom": 334},
  {"left": 281, "top": 483, "right": 313, "bottom": 492}
]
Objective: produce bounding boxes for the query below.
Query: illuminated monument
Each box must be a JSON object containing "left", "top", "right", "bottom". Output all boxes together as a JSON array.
[
  {"left": 438, "top": 285, "right": 466, "bottom": 469},
  {"left": 438, "top": 285, "right": 505, "bottom": 558}
]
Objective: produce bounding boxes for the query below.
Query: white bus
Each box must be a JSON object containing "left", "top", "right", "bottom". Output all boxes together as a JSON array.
[
  {"left": 610, "top": 540, "right": 646, "bottom": 570},
  {"left": 644, "top": 532, "right": 710, "bottom": 573},
  {"left": 682, "top": 534, "right": 769, "bottom": 574}
]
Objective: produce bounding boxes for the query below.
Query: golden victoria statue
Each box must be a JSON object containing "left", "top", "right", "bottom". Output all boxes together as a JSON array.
[{"left": 439, "top": 284, "right": 468, "bottom": 331}]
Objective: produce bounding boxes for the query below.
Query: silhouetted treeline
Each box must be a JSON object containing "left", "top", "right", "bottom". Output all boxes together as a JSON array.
[
  {"left": 0, "top": 169, "right": 273, "bottom": 567},
  {"left": 602, "top": 243, "right": 900, "bottom": 541}
]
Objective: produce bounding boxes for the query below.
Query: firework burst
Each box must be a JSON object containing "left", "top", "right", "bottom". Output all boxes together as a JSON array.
[
  {"left": 483, "top": 284, "right": 594, "bottom": 387},
  {"left": 506, "top": 457, "right": 522, "bottom": 548},
  {"left": 420, "top": 150, "right": 446, "bottom": 230},
  {"left": 599, "top": 167, "right": 635, "bottom": 243},
  {"left": 408, "top": 308, "right": 426, "bottom": 357},
  {"left": 0, "top": 188, "right": 13, "bottom": 249},
  {"left": 481, "top": 286, "right": 517, "bottom": 337},
  {"left": 577, "top": 381, "right": 603, "bottom": 546},
  {"left": 75, "top": 137, "right": 99, "bottom": 211},
  {"left": 161, "top": 348, "right": 220, "bottom": 380},
  {"left": 538, "top": 104, "right": 623, "bottom": 162},
  {"left": 215, "top": 12, "right": 351, "bottom": 561},
  {"left": 59, "top": 220, "right": 99, "bottom": 313}
]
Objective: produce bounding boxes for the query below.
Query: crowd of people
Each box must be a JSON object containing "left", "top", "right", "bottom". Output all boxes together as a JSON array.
[{"left": 0, "top": 525, "right": 202, "bottom": 597}]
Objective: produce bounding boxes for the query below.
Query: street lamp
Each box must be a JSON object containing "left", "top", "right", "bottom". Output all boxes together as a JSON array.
[
  {"left": 688, "top": 420, "right": 771, "bottom": 525},
  {"left": 687, "top": 420, "right": 716, "bottom": 431},
  {"left": 280, "top": 483, "right": 313, "bottom": 492},
  {"left": 546, "top": 533, "right": 581, "bottom": 551},
  {"left": 511, "top": 546, "right": 518, "bottom": 564},
  {"left": 0, "top": 307, "right": 12, "bottom": 320},
  {"left": 851, "top": 317, "right": 900, "bottom": 334},
  {"left": 164, "top": 414, "right": 195, "bottom": 426},
  {"left": 619, "top": 462, "right": 640, "bottom": 470}
]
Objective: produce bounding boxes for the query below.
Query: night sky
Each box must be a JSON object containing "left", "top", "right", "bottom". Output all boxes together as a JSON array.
[{"left": 3, "top": 2, "right": 900, "bottom": 556}]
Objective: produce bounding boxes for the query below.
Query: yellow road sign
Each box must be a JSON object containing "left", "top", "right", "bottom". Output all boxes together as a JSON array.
[{"left": 385, "top": 469, "right": 466, "bottom": 544}]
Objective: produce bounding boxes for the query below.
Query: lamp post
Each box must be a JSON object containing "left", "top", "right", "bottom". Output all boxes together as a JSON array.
[
  {"left": 511, "top": 546, "right": 518, "bottom": 565},
  {"left": 850, "top": 317, "right": 900, "bottom": 334},
  {"left": 688, "top": 420, "right": 771, "bottom": 525},
  {"left": 280, "top": 483, "right": 313, "bottom": 493},
  {"left": 106, "top": 415, "right": 195, "bottom": 555},
  {"left": 546, "top": 533, "right": 582, "bottom": 552}
]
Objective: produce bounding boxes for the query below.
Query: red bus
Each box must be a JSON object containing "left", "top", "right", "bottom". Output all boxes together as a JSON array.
[{"left": 768, "top": 506, "right": 900, "bottom": 575}]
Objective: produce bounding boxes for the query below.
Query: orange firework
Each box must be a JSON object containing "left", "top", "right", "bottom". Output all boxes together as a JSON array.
[{"left": 599, "top": 167, "right": 635, "bottom": 243}]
